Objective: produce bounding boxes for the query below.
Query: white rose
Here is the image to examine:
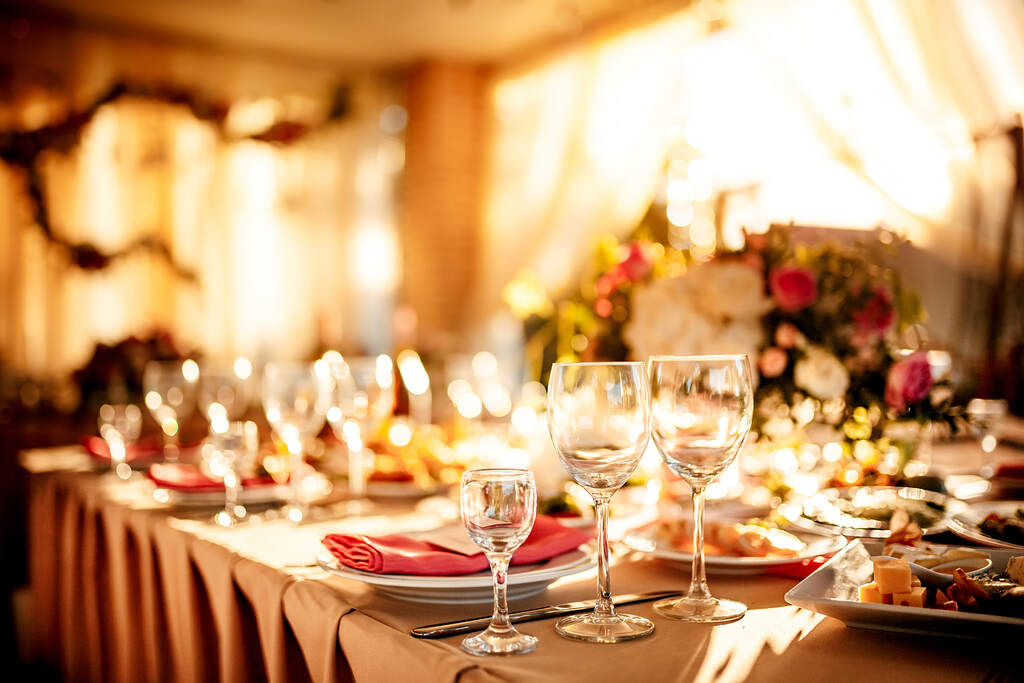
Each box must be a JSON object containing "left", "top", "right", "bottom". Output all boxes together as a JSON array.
[
  {"left": 794, "top": 347, "right": 850, "bottom": 400},
  {"left": 690, "top": 261, "right": 773, "bottom": 321},
  {"left": 624, "top": 277, "right": 715, "bottom": 359}
]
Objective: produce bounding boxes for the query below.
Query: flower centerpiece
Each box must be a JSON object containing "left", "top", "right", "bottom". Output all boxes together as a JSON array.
[{"left": 507, "top": 225, "right": 957, "bottom": 491}]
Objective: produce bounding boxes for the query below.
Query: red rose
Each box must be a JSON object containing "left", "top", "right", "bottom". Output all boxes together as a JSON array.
[
  {"left": 758, "top": 347, "right": 788, "bottom": 378},
  {"left": 769, "top": 267, "right": 818, "bottom": 312},
  {"left": 885, "top": 352, "right": 933, "bottom": 412},
  {"left": 852, "top": 285, "right": 895, "bottom": 342}
]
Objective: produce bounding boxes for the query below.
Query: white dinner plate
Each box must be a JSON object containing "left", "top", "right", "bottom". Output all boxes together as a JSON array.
[
  {"left": 315, "top": 545, "right": 596, "bottom": 604},
  {"left": 365, "top": 480, "right": 443, "bottom": 499},
  {"left": 153, "top": 484, "right": 289, "bottom": 507},
  {"left": 793, "top": 486, "right": 965, "bottom": 538},
  {"left": 947, "top": 500, "right": 1024, "bottom": 551},
  {"left": 622, "top": 527, "right": 848, "bottom": 575},
  {"left": 785, "top": 540, "right": 1024, "bottom": 639}
]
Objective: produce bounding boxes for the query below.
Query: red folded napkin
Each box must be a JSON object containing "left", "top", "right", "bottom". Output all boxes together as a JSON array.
[
  {"left": 83, "top": 435, "right": 166, "bottom": 463},
  {"left": 322, "top": 515, "right": 592, "bottom": 576},
  {"left": 148, "top": 462, "right": 276, "bottom": 491}
]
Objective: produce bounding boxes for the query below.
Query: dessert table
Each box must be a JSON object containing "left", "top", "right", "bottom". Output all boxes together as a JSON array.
[{"left": 22, "top": 445, "right": 1020, "bottom": 683}]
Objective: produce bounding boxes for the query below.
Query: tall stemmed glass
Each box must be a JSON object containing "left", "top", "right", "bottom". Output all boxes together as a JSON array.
[
  {"left": 547, "top": 361, "right": 654, "bottom": 643},
  {"left": 329, "top": 356, "right": 395, "bottom": 510},
  {"left": 649, "top": 355, "right": 754, "bottom": 623},
  {"left": 211, "top": 420, "right": 259, "bottom": 527},
  {"left": 460, "top": 468, "right": 538, "bottom": 656},
  {"left": 262, "top": 361, "right": 331, "bottom": 523},
  {"left": 198, "top": 359, "right": 255, "bottom": 428},
  {"left": 144, "top": 360, "right": 199, "bottom": 462},
  {"left": 98, "top": 403, "right": 142, "bottom": 480}
]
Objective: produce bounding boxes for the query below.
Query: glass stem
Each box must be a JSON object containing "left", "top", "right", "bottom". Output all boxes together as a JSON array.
[
  {"left": 348, "top": 440, "right": 366, "bottom": 499},
  {"left": 164, "top": 432, "right": 180, "bottom": 463},
  {"left": 487, "top": 552, "right": 514, "bottom": 634},
  {"left": 290, "top": 449, "right": 306, "bottom": 515},
  {"left": 688, "top": 484, "right": 712, "bottom": 602},
  {"left": 593, "top": 497, "right": 616, "bottom": 619},
  {"left": 224, "top": 461, "right": 239, "bottom": 520}
]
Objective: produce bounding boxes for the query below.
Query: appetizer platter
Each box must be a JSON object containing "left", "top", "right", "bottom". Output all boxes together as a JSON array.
[
  {"left": 785, "top": 539, "right": 1024, "bottom": 638},
  {"left": 623, "top": 518, "right": 848, "bottom": 574},
  {"left": 794, "top": 486, "right": 964, "bottom": 538},
  {"left": 947, "top": 501, "right": 1024, "bottom": 551}
]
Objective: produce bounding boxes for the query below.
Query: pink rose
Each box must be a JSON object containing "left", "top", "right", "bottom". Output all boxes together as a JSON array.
[
  {"left": 885, "top": 352, "right": 933, "bottom": 412},
  {"left": 758, "top": 347, "right": 788, "bottom": 378},
  {"left": 774, "top": 322, "right": 804, "bottom": 349},
  {"left": 769, "top": 267, "right": 818, "bottom": 312},
  {"left": 852, "top": 285, "right": 894, "bottom": 343}
]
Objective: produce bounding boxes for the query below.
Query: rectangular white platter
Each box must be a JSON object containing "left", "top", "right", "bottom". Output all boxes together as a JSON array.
[{"left": 785, "top": 539, "right": 1024, "bottom": 639}]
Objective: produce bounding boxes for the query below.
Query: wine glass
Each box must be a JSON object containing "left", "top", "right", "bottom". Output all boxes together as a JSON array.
[
  {"left": 98, "top": 403, "right": 142, "bottom": 480},
  {"left": 210, "top": 420, "right": 259, "bottom": 527},
  {"left": 262, "top": 361, "right": 331, "bottom": 523},
  {"left": 198, "top": 358, "right": 255, "bottom": 428},
  {"left": 329, "top": 355, "right": 395, "bottom": 511},
  {"left": 144, "top": 360, "right": 199, "bottom": 462},
  {"left": 460, "top": 468, "right": 538, "bottom": 656},
  {"left": 648, "top": 355, "right": 754, "bottom": 623},
  {"left": 546, "top": 361, "right": 654, "bottom": 643}
]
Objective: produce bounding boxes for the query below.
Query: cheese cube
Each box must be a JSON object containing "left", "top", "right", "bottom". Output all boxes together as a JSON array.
[
  {"left": 858, "top": 582, "right": 884, "bottom": 604},
  {"left": 891, "top": 586, "right": 926, "bottom": 608},
  {"left": 1007, "top": 556, "right": 1024, "bottom": 586},
  {"left": 911, "top": 575, "right": 922, "bottom": 587},
  {"left": 872, "top": 556, "right": 912, "bottom": 594}
]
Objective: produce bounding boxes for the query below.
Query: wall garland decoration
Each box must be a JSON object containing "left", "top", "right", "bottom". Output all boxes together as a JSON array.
[{"left": 0, "top": 81, "right": 350, "bottom": 280}]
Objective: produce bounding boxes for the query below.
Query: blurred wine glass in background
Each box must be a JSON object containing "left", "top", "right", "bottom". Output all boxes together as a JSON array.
[
  {"left": 144, "top": 360, "right": 199, "bottom": 462},
  {"left": 98, "top": 403, "right": 142, "bottom": 480}
]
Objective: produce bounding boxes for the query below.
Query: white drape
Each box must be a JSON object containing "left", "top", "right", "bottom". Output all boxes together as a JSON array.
[{"left": 479, "top": 0, "right": 1024, "bottom": 312}]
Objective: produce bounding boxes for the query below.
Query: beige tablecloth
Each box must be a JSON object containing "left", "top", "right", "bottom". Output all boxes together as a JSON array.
[{"left": 23, "top": 448, "right": 1020, "bottom": 683}]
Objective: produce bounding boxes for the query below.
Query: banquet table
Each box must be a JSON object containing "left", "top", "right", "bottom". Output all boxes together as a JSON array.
[{"left": 21, "top": 444, "right": 1022, "bottom": 683}]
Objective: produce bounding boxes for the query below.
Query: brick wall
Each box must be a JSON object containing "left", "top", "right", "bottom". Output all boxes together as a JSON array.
[{"left": 399, "top": 61, "right": 490, "bottom": 350}]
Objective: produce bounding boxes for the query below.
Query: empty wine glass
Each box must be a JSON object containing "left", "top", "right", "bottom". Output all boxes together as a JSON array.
[
  {"left": 198, "top": 358, "right": 255, "bottom": 428},
  {"left": 210, "top": 420, "right": 259, "bottom": 527},
  {"left": 98, "top": 403, "right": 142, "bottom": 480},
  {"left": 648, "top": 355, "right": 754, "bottom": 623},
  {"left": 460, "top": 468, "right": 538, "bottom": 656},
  {"left": 262, "top": 361, "right": 331, "bottom": 523},
  {"left": 547, "top": 361, "right": 654, "bottom": 643},
  {"left": 144, "top": 360, "right": 199, "bottom": 462},
  {"left": 329, "top": 355, "right": 395, "bottom": 511}
]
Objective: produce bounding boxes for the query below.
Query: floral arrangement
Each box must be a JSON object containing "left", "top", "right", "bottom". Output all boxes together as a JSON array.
[{"left": 507, "top": 224, "right": 958, "bottom": 487}]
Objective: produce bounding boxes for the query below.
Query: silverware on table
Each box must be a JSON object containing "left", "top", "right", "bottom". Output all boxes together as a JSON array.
[{"left": 410, "top": 590, "right": 683, "bottom": 638}]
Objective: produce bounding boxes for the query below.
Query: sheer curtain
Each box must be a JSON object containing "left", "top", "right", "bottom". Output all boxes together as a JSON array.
[
  {"left": 0, "top": 20, "right": 402, "bottom": 377},
  {"left": 478, "top": 0, "right": 1024, "bottom": 322}
]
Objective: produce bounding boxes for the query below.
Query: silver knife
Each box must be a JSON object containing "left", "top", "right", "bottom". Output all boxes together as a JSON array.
[{"left": 410, "top": 590, "right": 682, "bottom": 638}]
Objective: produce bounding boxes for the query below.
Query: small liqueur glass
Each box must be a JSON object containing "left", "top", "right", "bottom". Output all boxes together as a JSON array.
[{"left": 460, "top": 468, "right": 538, "bottom": 656}]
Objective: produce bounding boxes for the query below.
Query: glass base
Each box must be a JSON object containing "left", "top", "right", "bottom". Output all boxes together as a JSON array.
[
  {"left": 555, "top": 612, "right": 654, "bottom": 643},
  {"left": 653, "top": 595, "right": 746, "bottom": 623},
  {"left": 461, "top": 628, "right": 537, "bottom": 656}
]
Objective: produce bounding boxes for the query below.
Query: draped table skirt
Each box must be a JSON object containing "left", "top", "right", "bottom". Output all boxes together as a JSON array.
[{"left": 23, "top": 451, "right": 1020, "bottom": 683}]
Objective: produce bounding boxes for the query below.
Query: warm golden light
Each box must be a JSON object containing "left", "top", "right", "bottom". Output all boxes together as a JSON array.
[
  {"left": 397, "top": 350, "right": 430, "bottom": 395},
  {"left": 233, "top": 357, "right": 252, "bottom": 380},
  {"left": 182, "top": 359, "right": 200, "bottom": 383}
]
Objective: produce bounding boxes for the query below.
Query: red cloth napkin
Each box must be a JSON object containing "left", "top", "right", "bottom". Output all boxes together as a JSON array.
[
  {"left": 83, "top": 435, "right": 166, "bottom": 463},
  {"left": 322, "top": 515, "right": 591, "bottom": 575},
  {"left": 147, "top": 463, "right": 276, "bottom": 491}
]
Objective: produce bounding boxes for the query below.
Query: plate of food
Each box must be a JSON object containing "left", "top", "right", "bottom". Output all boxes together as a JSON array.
[
  {"left": 623, "top": 518, "right": 848, "bottom": 575},
  {"left": 314, "top": 545, "right": 596, "bottom": 604},
  {"left": 793, "top": 486, "right": 965, "bottom": 538},
  {"left": 947, "top": 501, "right": 1024, "bottom": 551},
  {"left": 785, "top": 539, "right": 1024, "bottom": 638}
]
